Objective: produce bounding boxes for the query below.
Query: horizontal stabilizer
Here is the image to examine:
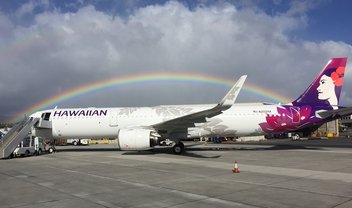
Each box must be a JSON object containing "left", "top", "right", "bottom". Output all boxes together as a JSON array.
[{"left": 318, "top": 107, "right": 352, "bottom": 119}]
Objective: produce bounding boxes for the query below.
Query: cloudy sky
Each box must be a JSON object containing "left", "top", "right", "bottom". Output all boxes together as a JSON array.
[{"left": 1, "top": 0, "right": 352, "bottom": 122}]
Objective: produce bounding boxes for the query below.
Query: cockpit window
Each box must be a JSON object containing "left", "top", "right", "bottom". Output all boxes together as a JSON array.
[{"left": 41, "top": 112, "right": 51, "bottom": 121}]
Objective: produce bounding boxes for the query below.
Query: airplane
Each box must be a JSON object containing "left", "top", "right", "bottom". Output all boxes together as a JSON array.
[{"left": 29, "top": 57, "right": 349, "bottom": 154}]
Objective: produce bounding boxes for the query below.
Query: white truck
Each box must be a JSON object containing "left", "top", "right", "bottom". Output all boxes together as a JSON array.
[
  {"left": 13, "top": 136, "right": 45, "bottom": 157},
  {"left": 67, "top": 139, "right": 90, "bottom": 146}
]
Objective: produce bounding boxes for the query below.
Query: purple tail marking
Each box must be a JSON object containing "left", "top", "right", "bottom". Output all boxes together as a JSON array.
[{"left": 293, "top": 58, "right": 347, "bottom": 109}]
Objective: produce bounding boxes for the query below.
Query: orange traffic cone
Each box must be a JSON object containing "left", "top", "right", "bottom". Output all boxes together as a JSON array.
[{"left": 232, "top": 160, "right": 239, "bottom": 173}]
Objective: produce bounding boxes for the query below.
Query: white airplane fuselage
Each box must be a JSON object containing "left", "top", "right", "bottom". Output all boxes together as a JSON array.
[{"left": 32, "top": 103, "right": 288, "bottom": 139}]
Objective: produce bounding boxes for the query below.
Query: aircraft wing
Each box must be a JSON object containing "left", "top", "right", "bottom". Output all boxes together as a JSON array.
[
  {"left": 152, "top": 75, "right": 247, "bottom": 132},
  {"left": 318, "top": 107, "right": 352, "bottom": 119}
]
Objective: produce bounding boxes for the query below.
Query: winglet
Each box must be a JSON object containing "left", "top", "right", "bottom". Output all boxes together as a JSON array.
[{"left": 219, "top": 75, "right": 247, "bottom": 107}]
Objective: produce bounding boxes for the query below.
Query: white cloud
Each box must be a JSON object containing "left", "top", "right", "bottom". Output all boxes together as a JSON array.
[
  {"left": 0, "top": 13, "right": 14, "bottom": 40},
  {"left": 0, "top": 1, "right": 352, "bottom": 120},
  {"left": 15, "top": 0, "right": 49, "bottom": 19},
  {"left": 287, "top": 0, "right": 316, "bottom": 16}
]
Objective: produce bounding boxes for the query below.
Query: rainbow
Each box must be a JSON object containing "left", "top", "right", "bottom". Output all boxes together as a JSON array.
[{"left": 11, "top": 73, "right": 292, "bottom": 122}]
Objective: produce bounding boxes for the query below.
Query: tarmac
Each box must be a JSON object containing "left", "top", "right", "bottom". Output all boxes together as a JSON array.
[{"left": 1, "top": 138, "right": 352, "bottom": 208}]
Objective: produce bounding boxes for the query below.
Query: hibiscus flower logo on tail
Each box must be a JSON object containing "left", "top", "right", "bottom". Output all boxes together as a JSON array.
[{"left": 331, "top": 66, "right": 345, "bottom": 87}]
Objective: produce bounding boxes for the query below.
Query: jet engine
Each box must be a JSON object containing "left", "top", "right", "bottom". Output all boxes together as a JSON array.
[{"left": 118, "top": 128, "right": 160, "bottom": 150}]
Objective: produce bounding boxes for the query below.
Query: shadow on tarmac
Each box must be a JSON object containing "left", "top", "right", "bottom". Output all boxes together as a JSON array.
[
  {"left": 185, "top": 144, "right": 323, "bottom": 152},
  {"left": 122, "top": 148, "right": 222, "bottom": 159},
  {"left": 52, "top": 140, "right": 340, "bottom": 159},
  {"left": 54, "top": 144, "right": 322, "bottom": 152},
  {"left": 120, "top": 143, "right": 323, "bottom": 158}
]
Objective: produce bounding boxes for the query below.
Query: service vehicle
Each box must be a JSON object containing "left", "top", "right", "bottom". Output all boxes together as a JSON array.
[
  {"left": 67, "top": 139, "right": 90, "bottom": 145},
  {"left": 13, "top": 136, "right": 44, "bottom": 156}
]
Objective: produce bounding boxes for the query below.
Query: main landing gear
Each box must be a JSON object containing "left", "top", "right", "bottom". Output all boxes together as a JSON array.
[
  {"left": 292, "top": 133, "right": 301, "bottom": 141},
  {"left": 172, "top": 142, "right": 185, "bottom": 154}
]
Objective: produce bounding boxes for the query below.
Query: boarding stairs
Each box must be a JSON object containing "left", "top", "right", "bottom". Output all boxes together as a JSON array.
[{"left": 0, "top": 117, "right": 39, "bottom": 159}]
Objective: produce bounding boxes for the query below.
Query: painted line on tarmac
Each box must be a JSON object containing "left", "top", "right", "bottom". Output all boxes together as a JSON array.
[
  {"left": 287, "top": 149, "right": 352, "bottom": 154},
  {"left": 64, "top": 169, "right": 257, "bottom": 208},
  {"left": 108, "top": 155, "right": 352, "bottom": 183}
]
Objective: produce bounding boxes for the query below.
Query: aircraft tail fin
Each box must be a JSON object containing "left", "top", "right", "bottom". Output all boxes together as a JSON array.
[{"left": 293, "top": 58, "right": 347, "bottom": 109}]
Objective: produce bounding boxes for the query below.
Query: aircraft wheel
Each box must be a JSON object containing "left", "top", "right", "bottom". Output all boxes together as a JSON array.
[
  {"left": 48, "top": 147, "right": 54, "bottom": 153},
  {"left": 25, "top": 150, "right": 30, "bottom": 157},
  {"left": 292, "top": 133, "right": 300, "bottom": 140},
  {"left": 173, "top": 142, "right": 184, "bottom": 154}
]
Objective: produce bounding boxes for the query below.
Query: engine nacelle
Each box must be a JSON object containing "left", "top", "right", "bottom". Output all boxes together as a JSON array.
[{"left": 118, "top": 128, "right": 159, "bottom": 150}]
